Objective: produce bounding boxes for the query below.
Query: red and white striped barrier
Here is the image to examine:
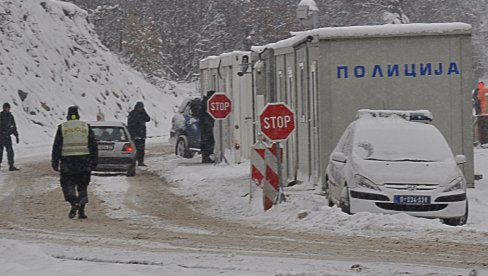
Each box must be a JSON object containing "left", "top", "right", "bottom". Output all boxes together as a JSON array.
[
  {"left": 250, "top": 141, "right": 267, "bottom": 187},
  {"left": 263, "top": 143, "right": 282, "bottom": 211}
]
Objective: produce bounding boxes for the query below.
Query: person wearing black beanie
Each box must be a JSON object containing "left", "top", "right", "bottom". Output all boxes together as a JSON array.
[
  {"left": 51, "top": 106, "right": 98, "bottom": 219},
  {"left": 127, "top": 101, "right": 150, "bottom": 166},
  {"left": 0, "top": 102, "right": 19, "bottom": 171}
]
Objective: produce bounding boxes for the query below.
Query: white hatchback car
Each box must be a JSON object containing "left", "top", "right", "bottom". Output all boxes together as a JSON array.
[{"left": 324, "top": 110, "right": 468, "bottom": 226}]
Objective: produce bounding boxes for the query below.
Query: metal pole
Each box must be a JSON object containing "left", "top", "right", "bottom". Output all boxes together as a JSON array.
[
  {"left": 251, "top": 63, "right": 256, "bottom": 143},
  {"left": 216, "top": 121, "right": 223, "bottom": 164},
  {"left": 276, "top": 141, "right": 285, "bottom": 203},
  {"left": 215, "top": 120, "right": 228, "bottom": 165}
]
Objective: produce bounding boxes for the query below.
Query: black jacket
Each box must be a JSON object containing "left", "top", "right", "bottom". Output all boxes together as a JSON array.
[
  {"left": 0, "top": 110, "right": 18, "bottom": 142},
  {"left": 127, "top": 109, "right": 150, "bottom": 139},
  {"left": 200, "top": 95, "right": 215, "bottom": 128},
  {"left": 51, "top": 120, "right": 98, "bottom": 175}
]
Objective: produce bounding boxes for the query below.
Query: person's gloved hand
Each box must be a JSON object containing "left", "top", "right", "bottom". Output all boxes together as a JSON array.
[
  {"left": 15, "top": 136, "right": 19, "bottom": 144},
  {"left": 51, "top": 162, "right": 59, "bottom": 171}
]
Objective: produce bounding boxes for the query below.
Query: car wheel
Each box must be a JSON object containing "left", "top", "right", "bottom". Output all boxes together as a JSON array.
[
  {"left": 176, "top": 136, "right": 195, "bottom": 158},
  {"left": 324, "top": 177, "right": 334, "bottom": 207},
  {"left": 339, "top": 185, "right": 351, "bottom": 214},
  {"left": 442, "top": 200, "right": 468, "bottom": 226},
  {"left": 126, "top": 163, "right": 136, "bottom": 177}
]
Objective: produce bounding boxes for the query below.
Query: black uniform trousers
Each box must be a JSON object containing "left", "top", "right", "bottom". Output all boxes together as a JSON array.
[
  {"left": 200, "top": 125, "right": 215, "bottom": 160},
  {"left": 60, "top": 173, "right": 90, "bottom": 205},
  {"left": 0, "top": 136, "right": 14, "bottom": 166},
  {"left": 134, "top": 138, "right": 146, "bottom": 164}
]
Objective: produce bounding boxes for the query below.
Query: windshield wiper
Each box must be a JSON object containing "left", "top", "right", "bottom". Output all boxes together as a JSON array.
[
  {"left": 389, "top": 158, "right": 434, "bottom": 162},
  {"left": 364, "top": 157, "right": 390, "bottom": 161},
  {"left": 364, "top": 157, "right": 434, "bottom": 162}
]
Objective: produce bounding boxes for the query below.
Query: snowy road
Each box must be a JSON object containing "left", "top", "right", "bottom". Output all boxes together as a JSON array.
[{"left": 0, "top": 144, "right": 486, "bottom": 275}]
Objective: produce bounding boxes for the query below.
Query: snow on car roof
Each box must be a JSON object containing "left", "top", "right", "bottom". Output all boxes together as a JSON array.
[
  {"left": 356, "top": 109, "right": 433, "bottom": 122},
  {"left": 355, "top": 115, "right": 434, "bottom": 131},
  {"left": 87, "top": 121, "right": 126, "bottom": 126},
  {"left": 353, "top": 112, "right": 442, "bottom": 146}
]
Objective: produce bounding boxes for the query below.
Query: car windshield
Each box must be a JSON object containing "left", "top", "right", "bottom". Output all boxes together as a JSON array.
[
  {"left": 91, "top": 126, "right": 128, "bottom": 142},
  {"left": 352, "top": 119, "right": 453, "bottom": 162},
  {"left": 177, "top": 98, "right": 191, "bottom": 113}
]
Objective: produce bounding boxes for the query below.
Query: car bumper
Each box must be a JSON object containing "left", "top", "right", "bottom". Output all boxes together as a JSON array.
[
  {"left": 95, "top": 157, "right": 135, "bottom": 172},
  {"left": 349, "top": 188, "right": 467, "bottom": 219},
  {"left": 169, "top": 130, "right": 176, "bottom": 145}
]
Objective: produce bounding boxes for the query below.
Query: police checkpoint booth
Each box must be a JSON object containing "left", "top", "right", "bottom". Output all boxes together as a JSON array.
[
  {"left": 199, "top": 51, "right": 254, "bottom": 161},
  {"left": 250, "top": 23, "right": 475, "bottom": 188}
]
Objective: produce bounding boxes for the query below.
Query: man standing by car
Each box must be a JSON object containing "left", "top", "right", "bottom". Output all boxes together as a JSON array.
[
  {"left": 127, "top": 101, "right": 150, "bottom": 166},
  {"left": 199, "top": 91, "right": 216, "bottom": 163},
  {"left": 52, "top": 106, "right": 98, "bottom": 219},
  {"left": 0, "top": 102, "right": 20, "bottom": 171}
]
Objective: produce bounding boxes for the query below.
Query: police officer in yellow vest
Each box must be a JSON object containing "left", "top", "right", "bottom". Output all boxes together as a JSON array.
[{"left": 51, "top": 106, "right": 98, "bottom": 219}]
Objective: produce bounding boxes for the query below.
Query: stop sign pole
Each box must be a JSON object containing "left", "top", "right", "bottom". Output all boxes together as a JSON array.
[
  {"left": 207, "top": 92, "right": 232, "bottom": 165},
  {"left": 259, "top": 103, "right": 296, "bottom": 204}
]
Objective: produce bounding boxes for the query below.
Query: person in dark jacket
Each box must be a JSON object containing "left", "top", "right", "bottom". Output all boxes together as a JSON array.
[
  {"left": 127, "top": 101, "right": 151, "bottom": 166},
  {"left": 0, "top": 102, "right": 20, "bottom": 171},
  {"left": 51, "top": 106, "right": 98, "bottom": 219},
  {"left": 199, "top": 91, "right": 216, "bottom": 163}
]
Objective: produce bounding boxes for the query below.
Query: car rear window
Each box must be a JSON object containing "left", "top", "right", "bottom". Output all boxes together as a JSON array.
[{"left": 91, "top": 126, "right": 129, "bottom": 142}]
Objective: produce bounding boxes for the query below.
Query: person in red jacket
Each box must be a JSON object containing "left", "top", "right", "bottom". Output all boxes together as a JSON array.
[
  {"left": 478, "top": 84, "right": 488, "bottom": 114},
  {"left": 473, "top": 82, "right": 484, "bottom": 115}
]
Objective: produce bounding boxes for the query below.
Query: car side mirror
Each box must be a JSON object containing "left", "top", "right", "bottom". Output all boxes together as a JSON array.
[
  {"left": 455, "top": 154, "right": 466, "bottom": 165},
  {"left": 331, "top": 152, "right": 347, "bottom": 163}
]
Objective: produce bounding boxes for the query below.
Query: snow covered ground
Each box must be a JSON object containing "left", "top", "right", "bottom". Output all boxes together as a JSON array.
[
  {"left": 0, "top": 138, "right": 487, "bottom": 275},
  {"left": 0, "top": 237, "right": 480, "bottom": 276},
  {"left": 154, "top": 145, "right": 488, "bottom": 245}
]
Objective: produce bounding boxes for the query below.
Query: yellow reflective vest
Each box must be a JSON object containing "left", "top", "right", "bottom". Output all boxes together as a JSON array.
[{"left": 61, "top": 120, "right": 90, "bottom": 156}]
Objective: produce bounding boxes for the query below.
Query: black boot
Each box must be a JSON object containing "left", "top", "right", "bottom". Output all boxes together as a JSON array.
[
  {"left": 78, "top": 204, "right": 87, "bottom": 219},
  {"left": 202, "top": 154, "right": 214, "bottom": 163},
  {"left": 69, "top": 203, "right": 79, "bottom": 219},
  {"left": 9, "top": 165, "right": 19, "bottom": 171}
]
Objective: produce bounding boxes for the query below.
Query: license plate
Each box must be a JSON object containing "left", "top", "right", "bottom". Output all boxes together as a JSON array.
[
  {"left": 98, "top": 144, "right": 114, "bottom": 150},
  {"left": 394, "top": 195, "right": 431, "bottom": 205}
]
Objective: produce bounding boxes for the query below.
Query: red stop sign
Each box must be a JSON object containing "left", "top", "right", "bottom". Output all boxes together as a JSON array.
[
  {"left": 207, "top": 93, "right": 232, "bottom": 119},
  {"left": 259, "top": 103, "right": 295, "bottom": 141}
]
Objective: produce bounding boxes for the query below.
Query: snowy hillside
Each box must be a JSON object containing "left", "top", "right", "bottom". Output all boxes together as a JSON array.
[{"left": 0, "top": 0, "right": 193, "bottom": 145}]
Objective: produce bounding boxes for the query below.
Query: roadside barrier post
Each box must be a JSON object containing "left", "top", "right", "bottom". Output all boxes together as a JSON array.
[
  {"left": 207, "top": 92, "right": 232, "bottom": 165},
  {"left": 259, "top": 103, "right": 295, "bottom": 210}
]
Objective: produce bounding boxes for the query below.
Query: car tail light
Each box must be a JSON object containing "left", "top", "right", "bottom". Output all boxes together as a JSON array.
[{"left": 122, "top": 143, "right": 134, "bottom": 153}]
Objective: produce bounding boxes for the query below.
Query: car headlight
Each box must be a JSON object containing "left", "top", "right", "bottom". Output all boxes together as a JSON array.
[
  {"left": 443, "top": 176, "right": 466, "bottom": 192},
  {"left": 354, "top": 174, "right": 381, "bottom": 191}
]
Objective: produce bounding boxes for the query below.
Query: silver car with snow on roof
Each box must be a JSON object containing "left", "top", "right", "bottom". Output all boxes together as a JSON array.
[
  {"left": 324, "top": 110, "right": 468, "bottom": 226},
  {"left": 88, "top": 121, "right": 137, "bottom": 177}
]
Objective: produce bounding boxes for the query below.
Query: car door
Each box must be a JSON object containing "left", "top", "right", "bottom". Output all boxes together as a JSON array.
[{"left": 329, "top": 127, "right": 353, "bottom": 201}]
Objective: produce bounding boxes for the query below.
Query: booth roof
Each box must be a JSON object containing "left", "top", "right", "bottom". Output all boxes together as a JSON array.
[{"left": 252, "top": 22, "right": 472, "bottom": 52}]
